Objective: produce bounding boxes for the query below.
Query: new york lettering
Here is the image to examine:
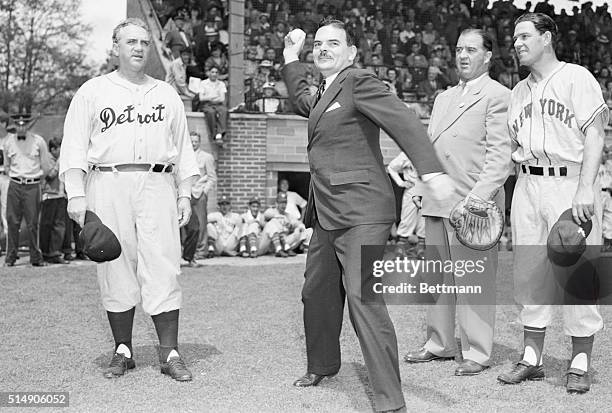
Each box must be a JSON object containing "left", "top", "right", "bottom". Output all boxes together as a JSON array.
[
  {"left": 100, "top": 104, "right": 165, "bottom": 133},
  {"left": 510, "top": 98, "right": 575, "bottom": 136}
]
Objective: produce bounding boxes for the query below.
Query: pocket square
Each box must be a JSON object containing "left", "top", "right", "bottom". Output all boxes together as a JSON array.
[{"left": 325, "top": 102, "right": 341, "bottom": 112}]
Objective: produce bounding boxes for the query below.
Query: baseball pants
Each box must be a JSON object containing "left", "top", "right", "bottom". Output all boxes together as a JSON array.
[
  {"left": 511, "top": 166, "right": 603, "bottom": 336},
  {"left": 86, "top": 170, "right": 182, "bottom": 316},
  {"left": 206, "top": 223, "right": 239, "bottom": 255},
  {"left": 397, "top": 189, "right": 425, "bottom": 239}
]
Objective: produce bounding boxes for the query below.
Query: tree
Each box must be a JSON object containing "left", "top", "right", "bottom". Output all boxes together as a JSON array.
[{"left": 0, "top": 0, "right": 94, "bottom": 115}]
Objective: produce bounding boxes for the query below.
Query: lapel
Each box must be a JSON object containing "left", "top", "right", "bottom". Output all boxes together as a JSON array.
[
  {"left": 431, "top": 76, "right": 489, "bottom": 144},
  {"left": 307, "top": 67, "right": 350, "bottom": 141}
]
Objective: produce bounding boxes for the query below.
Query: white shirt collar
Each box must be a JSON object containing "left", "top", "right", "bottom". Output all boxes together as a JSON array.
[
  {"left": 460, "top": 71, "right": 488, "bottom": 89},
  {"left": 322, "top": 72, "right": 339, "bottom": 93}
]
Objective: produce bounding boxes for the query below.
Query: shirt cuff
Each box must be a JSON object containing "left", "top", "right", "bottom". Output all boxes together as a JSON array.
[
  {"left": 420, "top": 172, "right": 444, "bottom": 182},
  {"left": 283, "top": 52, "right": 299, "bottom": 64}
]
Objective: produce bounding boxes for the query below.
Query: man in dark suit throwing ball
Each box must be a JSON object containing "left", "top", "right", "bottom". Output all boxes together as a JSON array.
[{"left": 282, "top": 18, "right": 456, "bottom": 413}]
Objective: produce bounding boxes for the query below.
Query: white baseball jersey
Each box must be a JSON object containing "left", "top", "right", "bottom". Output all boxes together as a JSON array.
[
  {"left": 387, "top": 152, "right": 418, "bottom": 189},
  {"left": 508, "top": 62, "right": 609, "bottom": 165},
  {"left": 60, "top": 71, "right": 198, "bottom": 189}
]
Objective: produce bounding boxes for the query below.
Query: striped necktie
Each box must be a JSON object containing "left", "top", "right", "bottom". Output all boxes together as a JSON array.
[{"left": 314, "top": 79, "right": 326, "bottom": 106}]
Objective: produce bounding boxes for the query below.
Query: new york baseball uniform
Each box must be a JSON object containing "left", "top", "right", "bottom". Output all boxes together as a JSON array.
[
  {"left": 387, "top": 151, "right": 425, "bottom": 239},
  {"left": 60, "top": 71, "right": 199, "bottom": 316},
  {"left": 508, "top": 62, "right": 609, "bottom": 335}
]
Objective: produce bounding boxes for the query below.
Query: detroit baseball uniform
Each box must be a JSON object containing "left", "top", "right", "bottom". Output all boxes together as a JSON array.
[
  {"left": 60, "top": 71, "right": 199, "bottom": 315},
  {"left": 239, "top": 210, "right": 265, "bottom": 239},
  {"left": 387, "top": 152, "right": 425, "bottom": 239},
  {"left": 261, "top": 206, "right": 305, "bottom": 254},
  {"left": 206, "top": 210, "right": 242, "bottom": 255},
  {"left": 508, "top": 62, "right": 608, "bottom": 336}
]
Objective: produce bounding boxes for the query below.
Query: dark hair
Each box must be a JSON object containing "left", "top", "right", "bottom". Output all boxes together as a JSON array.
[
  {"left": 459, "top": 28, "right": 494, "bottom": 52},
  {"left": 48, "top": 137, "right": 61, "bottom": 151},
  {"left": 514, "top": 12, "right": 558, "bottom": 44},
  {"left": 318, "top": 16, "right": 355, "bottom": 46}
]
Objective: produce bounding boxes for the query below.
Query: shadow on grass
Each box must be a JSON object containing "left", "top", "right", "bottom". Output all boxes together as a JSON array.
[
  {"left": 93, "top": 343, "right": 221, "bottom": 368},
  {"left": 344, "top": 361, "right": 458, "bottom": 411}
]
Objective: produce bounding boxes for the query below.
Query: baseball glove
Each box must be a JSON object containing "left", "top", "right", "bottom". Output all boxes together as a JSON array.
[{"left": 449, "top": 196, "right": 504, "bottom": 251}]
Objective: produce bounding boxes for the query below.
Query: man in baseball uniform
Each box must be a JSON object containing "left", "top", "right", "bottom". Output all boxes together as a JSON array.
[
  {"left": 387, "top": 151, "right": 425, "bottom": 254},
  {"left": 238, "top": 197, "right": 265, "bottom": 258},
  {"left": 261, "top": 191, "right": 305, "bottom": 257},
  {"left": 59, "top": 18, "right": 199, "bottom": 381},
  {"left": 498, "top": 13, "right": 608, "bottom": 393},
  {"left": 206, "top": 195, "right": 242, "bottom": 257}
]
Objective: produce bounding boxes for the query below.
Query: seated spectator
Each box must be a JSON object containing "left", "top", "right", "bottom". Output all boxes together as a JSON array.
[
  {"left": 165, "top": 47, "right": 196, "bottom": 99},
  {"left": 277, "top": 178, "right": 306, "bottom": 221},
  {"left": 384, "top": 67, "right": 404, "bottom": 99},
  {"left": 421, "top": 22, "right": 439, "bottom": 48},
  {"left": 259, "top": 12, "right": 271, "bottom": 32},
  {"left": 269, "top": 21, "right": 287, "bottom": 52},
  {"left": 417, "top": 66, "right": 447, "bottom": 101},
  {"left": 40, "top": 138, "right": 67, "bottom": 264},
  {"left": 193, "top": 23, "right": 220, "bottom": 68},
  {"left": 305, "top": 72, "right": 318, "bottom": 95},
  {"left": 255, "top": 82, "right": 283, "bottom": 113},
  {"left": 238, "top": 197, "right": 266, "bottom": 258},
  {"left": 498, "top": 58, "right": 520, "bottom": 90},
  {"left": 244, "top": 46, "right": 260, "bottom": 78},
  {"left": 165, "top": 16, "right": 192, "bottom": 59},
  {"left": 384, "top": 43, "right": 402, "bottom": 66},
  {"left": 204, "top": 42, "right": 229, "bottom": 81},
  {"left": 261, "top": 192, "right": 305, "bottom": 257},
  {"left": 263, "top": 47, "right": 283, "bottom": 73},
  {"left": 406, "top": 43, "right": 428, "bottom": 69},
  {"left": 254, "top": 34, "right": 269, "bottom": 60},
  {"left": 197, "top": 67, "right": 228, "bottom": 141},
  {"left": 215, "top": 16, "right": 229, "bottom": 46},
  {"left": 206, "top": 195, "right": 242, "bottom": 258}
]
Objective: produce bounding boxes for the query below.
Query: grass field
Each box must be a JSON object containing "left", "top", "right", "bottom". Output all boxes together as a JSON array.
[{"left": 2, "top": 252, "right": 612, "bottom": 413}]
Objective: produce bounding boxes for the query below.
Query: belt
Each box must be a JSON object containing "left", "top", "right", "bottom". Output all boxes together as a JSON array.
[
  {"left": 10, "top": 177, "right": 40, "bottom": 185},
  {"left": 521, "top": 164, "right": 567, "bottom": 177},
  {"left": 91, "top": 163, "right": 173, "bottom": 173}
]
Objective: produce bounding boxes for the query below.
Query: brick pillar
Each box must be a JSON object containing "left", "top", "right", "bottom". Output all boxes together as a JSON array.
[
  {"left": 265, "top": 170, "right": 278, "bottom": 207},
  {"left": 217, "top": 114, "right": 267, "bottom": 209}
]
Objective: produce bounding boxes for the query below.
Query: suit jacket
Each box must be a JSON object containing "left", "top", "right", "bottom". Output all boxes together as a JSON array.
[
  {"left": 165, "top": 30, "right": 191, "bottom": 50},
  {"left": 282, "top": 61, "right": 443, "bottom": 230},
  {"left": 416, "top": 75, "right": 512, "bottom": 218}
]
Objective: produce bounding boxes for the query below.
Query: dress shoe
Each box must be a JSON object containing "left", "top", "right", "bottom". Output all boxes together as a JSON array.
[
  {"left": 293, "top": 372, "right": 334, "bottom": 387},
  {"left": 160, "top": 356, "right": 192, "bottom": 381},
  {"left": 455, "top": 360, "right": 489, "bottom": 376},
  {"left": 103, "top": 353, "right": 135, "bottom": 378},
  {"left": 497, "top": 360, "right": 545, "bottom": 384},
  {"left": 46, "top": 256, "right": 68, "bottom": 264},
  {"left": 404, "top": 348, "right": 454, "bottom": 363},
  {"left": 566, "top": 368, "right": 590, "bottom": 394},
  {"left": 31, "top": 261, "right": 48, "bottom": 267}
]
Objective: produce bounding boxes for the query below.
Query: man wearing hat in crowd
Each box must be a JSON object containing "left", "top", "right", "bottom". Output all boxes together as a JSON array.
[
  {"left": 206, "top": 195, "right": 242, "bottom": 257},
  {"left": 193, "top": 20, "right": 219, "bottom": 69},
  {"left": 196, "top": 66, "right": 227, "bottom": 142},
  {"left": 60, "top": 18, "right": 199, "bottom": 381},
  {"left": 164, "top": 15, "right": 192, "bottom": 59},
  {"left": 255, "top": 82, "right": 283, "bottom": 113},
  {"left": 165, "top": 47, "right": 196, "bottom": 99},
  {"left": 238, "top": 197, "right": 266, "bottom": 258},
  {"left": 261, "top": 192, "right": 305, "bottom": 257},
  {"left": 3, "top": 114, "right": 51, "bottom": 267}
]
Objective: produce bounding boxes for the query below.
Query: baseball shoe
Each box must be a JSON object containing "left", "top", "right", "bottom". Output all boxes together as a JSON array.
[
  {"left": 4, "top": 261, "right": 15, "bottom": 267},
  {"left": 497, "top": 360, "right": 545, "bottom": 384},
  {"left": 160, "top": 356, "right": 192, "bottom": 382},
  {"left": 75, "top": 253, "right": 89, "bottom": 260},
  {"left": 286, "top": 249, "right": 297, "bottom": 257},
  {"left": 63, "top": 253, "right": 75, "bottom": 261},
  {"left": 103, "top": 353, "right": 135, "bottom": 378},
  {"left": 455, "top": 360, "right": 489, "bottom": 376},
  {"left": 240, "top": 250, "right": 250, "bottom": 258},
  {"left": 275, "top": 250, "right": 288, "bottom": 258},
  {"left": 46, "top": 256, "right": 69, "bottom": 264},
  {"left": 249, "top": 249, "right": 257, "bottom": 258},
  {"left": 566, "top": 368, "right": 590, "bottom": 394},
  {"left": 293, "top": 372, "right": 335, "bottom": 387},
  {"left": 31, "top": 261, "right": 48, "bottom": 267},
  {"left": 404, "top": 348, "right": 454, "bottom": 363}
]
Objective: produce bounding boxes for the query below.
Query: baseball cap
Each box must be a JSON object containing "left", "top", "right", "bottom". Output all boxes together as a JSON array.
[
  {"left": 276, "top": 192, "right": 288, "bottom": 203},
  {"left": 79, "top": 211, "right": 122, "bottom": 263},
  {"left": 260, "top": 60, "right": 273, "bottom": 67},
  {"left": 218, "top": 195, "right": 231, "bottom": 204},
  {"left": 547, "top": 209, "right": 592, "bottom": 267},
  {"left": 248, "top": 197, "right": 261, "bottom": 205}
]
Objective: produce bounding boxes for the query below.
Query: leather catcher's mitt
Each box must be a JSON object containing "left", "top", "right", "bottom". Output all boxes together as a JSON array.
[{"left": 449, "top": 197, "right": 504, "bottom": 251}]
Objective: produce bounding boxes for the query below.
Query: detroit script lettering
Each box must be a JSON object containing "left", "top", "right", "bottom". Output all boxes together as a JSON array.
[{"left": 100, "top": 104, "right": 165, "bottom": 133}]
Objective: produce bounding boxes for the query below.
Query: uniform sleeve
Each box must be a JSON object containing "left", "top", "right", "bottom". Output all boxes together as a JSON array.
[
  {"left": 170, "top": 90, "right": 199, "bottom": 186},
  {"left": 572, "top": 67, "right": 610, "bottom": 134},
  {"left": 59, "top": 90, "right": 92, "bottom": 177}
]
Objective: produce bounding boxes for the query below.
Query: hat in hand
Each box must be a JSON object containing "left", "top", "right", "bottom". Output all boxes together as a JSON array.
[
  {"left": 547, "top": 209, "right": 592, "bottom": 267},
  {"left": 79, "top": 211, "right": 122, "bottom": 263}
]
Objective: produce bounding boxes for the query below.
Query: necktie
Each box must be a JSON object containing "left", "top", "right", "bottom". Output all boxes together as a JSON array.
[{"left": 314, "top": 79, "right": 326, "bottom": 106}]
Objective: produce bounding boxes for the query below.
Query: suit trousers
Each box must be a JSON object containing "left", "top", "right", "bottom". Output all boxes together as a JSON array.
[
  {"left": 6, "top": 181, "right": 43, "bottom": 264},
  {"left": 422, "top": 217, "right": 496, "bottom": 365},
  {"left": 62, "top": 215, "right": 84, "bottom": 256},
  {"left": 40, "top": 197, "right": 67, "bottom": 258},
  {"left": 303, "top": 221, "right": 404, "bottom": 412}
]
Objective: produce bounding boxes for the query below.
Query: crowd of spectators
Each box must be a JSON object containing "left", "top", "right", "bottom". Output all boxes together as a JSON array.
[{"left": 155, "top": 0, "right": 612, "bottom": 118}]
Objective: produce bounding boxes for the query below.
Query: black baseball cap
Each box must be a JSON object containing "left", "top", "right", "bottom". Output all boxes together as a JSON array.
[
  {"left": 547, "top": 209, "right": 592, "bottom": 267},
  {"left": 79, "top": 211, "right": 122, "bottom": 263}
]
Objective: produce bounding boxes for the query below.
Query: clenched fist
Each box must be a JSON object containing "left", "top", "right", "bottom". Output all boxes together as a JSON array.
[{"left": 284, "top": 28, "right": 306, "bottom": 59}]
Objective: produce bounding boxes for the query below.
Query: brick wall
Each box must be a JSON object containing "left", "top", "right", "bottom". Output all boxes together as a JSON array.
[{"left": 216, "top": 113, "right": 268, "bottom": 209}]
